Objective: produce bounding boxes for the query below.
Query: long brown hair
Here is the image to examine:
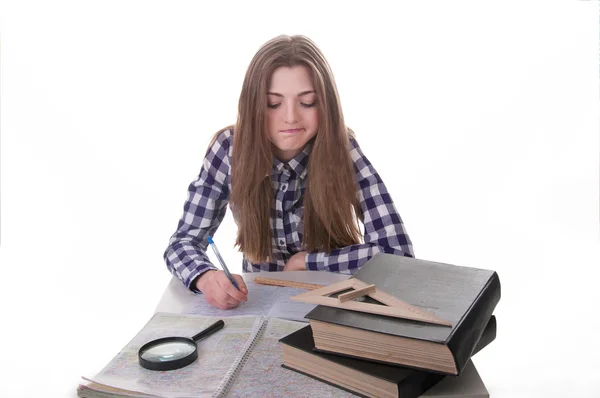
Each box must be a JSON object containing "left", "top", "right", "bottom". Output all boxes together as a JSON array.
[{"left": 227, "top": 35, "right": 362, "bottom": 263}]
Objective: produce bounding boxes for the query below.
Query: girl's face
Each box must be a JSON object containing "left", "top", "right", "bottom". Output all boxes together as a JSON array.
[{"left": 266, "top": 65, "right": 319, "bottom": 162}]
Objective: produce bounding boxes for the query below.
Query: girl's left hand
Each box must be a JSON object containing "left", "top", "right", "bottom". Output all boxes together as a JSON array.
[{"left": 283, "top": 251, "right": 307, "bottom": 271}]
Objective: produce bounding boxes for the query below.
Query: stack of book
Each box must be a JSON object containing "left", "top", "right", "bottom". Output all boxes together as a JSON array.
[{"left": 280, "top": 253, "right": 501, "bottom": 398}]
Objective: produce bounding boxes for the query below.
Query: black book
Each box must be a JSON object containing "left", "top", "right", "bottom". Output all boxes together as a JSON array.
[
  {"left": 305, "top": 253, "right": 501, "bottom": 375},
  {"left": 280, "top": 316, "right": 496, "bottom": 398}
]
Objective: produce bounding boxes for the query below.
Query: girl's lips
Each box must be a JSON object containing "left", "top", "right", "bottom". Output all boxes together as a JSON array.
[{"left": 281, "top": 128, "right": 304, "bottom": 133}]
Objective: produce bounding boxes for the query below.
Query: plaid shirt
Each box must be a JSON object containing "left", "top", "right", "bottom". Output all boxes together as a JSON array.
[{"left": 164, "top": 129, "right": 413, "bottom": 290}]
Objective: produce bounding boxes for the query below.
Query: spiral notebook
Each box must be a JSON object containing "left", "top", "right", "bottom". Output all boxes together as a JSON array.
[{"left": 77, "top": 312, "right": 354, "bottom": 398}]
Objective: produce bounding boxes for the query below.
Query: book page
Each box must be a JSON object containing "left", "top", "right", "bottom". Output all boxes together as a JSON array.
[
  {"left": 266, "top": 286, "right": 319, "bottom": 321},
  {"left": 183, "top": 282, "right": 279, "bottom": 317},
  {"left": 183, "top": 282, "right": 318, "bottom": 322},
  {"left": 155, "top": 272, "right": 350, "bottom": 315},
  {"left": 222, "top": 318, "right": 357, "bottom": 398},
  {"left": 85, "top": 313, "right": 264, "bottom": 398}
]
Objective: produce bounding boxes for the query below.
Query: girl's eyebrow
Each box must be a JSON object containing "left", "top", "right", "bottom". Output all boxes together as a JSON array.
[{"left": 267, "top": 90, "right": 316, "bottom": 97}]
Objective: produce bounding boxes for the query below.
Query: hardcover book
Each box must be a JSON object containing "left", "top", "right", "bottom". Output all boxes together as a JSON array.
[
  {"left": 305, "top": 253, "right": 501, "bottom": 375},
  {"left": 280, "top": 316, "right": 496, "bottom": 398}
]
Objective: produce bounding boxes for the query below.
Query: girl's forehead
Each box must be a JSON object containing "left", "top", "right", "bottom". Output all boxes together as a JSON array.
[{"left": 268, "top": 66, "right": 315, "bottom": 93}]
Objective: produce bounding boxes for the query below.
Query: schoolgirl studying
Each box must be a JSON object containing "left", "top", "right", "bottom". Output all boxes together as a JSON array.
[{"left": 164, "top": 35, "right": 413, "bottom": 310}]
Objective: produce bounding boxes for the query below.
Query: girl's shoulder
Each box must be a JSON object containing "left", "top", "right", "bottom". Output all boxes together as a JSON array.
[
  {"left": 347, "top": 127, "right": 364, "bottom": 150},
  {"left": 346, "top": 128, "right": 363, "bottom": 160},
  {"left": 204, "top": 125, "right": 234, "bottom": 158},
  {"left": 202, "top": 126, "right": 235, "bottom": 174},
  {"left": 208, "top": 125, "right": 234, "bottom": 150}
]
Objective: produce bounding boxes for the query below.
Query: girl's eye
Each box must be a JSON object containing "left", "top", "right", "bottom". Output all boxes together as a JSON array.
[{"left": 267, "top": 102, "right": 317, "bottom": 109}]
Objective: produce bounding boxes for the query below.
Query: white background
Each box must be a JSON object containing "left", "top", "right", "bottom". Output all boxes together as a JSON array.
[{"left": 1, "top": 1, "right": 599, "bottom": 397}]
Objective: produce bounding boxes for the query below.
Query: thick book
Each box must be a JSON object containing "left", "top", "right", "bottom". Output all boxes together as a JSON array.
[
  {"left": 280, "top": 316, "right": 496, "bottom": 398},
  {"left": 305, "top": 253, "right": 501, "bottom": 375}
]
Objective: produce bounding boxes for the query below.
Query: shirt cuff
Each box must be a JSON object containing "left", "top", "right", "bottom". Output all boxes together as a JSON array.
[{"left": 186, "top": 265, "right": 218, "bottom": 293}]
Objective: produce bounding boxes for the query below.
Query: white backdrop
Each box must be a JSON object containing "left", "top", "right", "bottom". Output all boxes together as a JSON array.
[{"left": 1, "top": 1, "right": 598, "bottom": 397}]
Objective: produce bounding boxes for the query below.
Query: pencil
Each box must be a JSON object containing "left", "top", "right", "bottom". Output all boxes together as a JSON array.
[{"left": 207, "top": 236, "right": 240, "bottom": 291}]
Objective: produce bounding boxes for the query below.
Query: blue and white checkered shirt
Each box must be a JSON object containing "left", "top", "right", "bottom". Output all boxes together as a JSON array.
[{"left": 164, "top": 129, "right": 413, "bottom": 290}]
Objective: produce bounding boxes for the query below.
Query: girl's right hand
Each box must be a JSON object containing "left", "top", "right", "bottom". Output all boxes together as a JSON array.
[{"left": 195, "top": 270, "right": 248, "bottom": 310}]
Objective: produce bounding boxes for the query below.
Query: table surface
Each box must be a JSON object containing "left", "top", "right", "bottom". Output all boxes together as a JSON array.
[{"left": 63, "top": 262, "right": 600, "bottom": 398}]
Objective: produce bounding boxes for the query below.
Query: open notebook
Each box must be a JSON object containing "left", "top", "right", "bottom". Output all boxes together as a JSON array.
[{"left": 77, "top": 312, "right": 354, "bottom": 398}]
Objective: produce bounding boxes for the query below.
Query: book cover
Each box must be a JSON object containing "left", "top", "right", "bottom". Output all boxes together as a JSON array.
[
  {"left": 280, "top": 316, "right": 496, "bottom": 398},
  {"left": 305, "top": 253, "right": 501, "bottom": 375}
]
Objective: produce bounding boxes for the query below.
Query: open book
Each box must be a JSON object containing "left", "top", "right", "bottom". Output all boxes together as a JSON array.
[
  {"left": 181, "top": 280, "right": 322, "bottom": 322},
  {"left": 77, "top": 312, "right": 356, "bottom": 398},
  {"left": 154, "top": 272, "right": 352, "bottom": 319}
]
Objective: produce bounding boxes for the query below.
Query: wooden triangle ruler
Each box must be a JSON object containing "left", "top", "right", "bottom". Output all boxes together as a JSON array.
[{"left": 291, "top": 278, "right": 452, "bottom": 327}]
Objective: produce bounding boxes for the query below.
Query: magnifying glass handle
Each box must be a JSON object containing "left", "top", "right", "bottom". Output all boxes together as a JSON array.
[{"left": 192, "top": 319, "right": 225, "bottom": 342}]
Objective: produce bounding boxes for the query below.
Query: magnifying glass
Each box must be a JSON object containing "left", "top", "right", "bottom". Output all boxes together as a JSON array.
[{"left": 138, "top": 319, "right": 224, "bottom": 371}]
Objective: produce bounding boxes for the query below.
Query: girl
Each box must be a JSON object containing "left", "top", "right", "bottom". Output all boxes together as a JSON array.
[{"left": 164, "top": 35, "right": 413, "bottom": 310}]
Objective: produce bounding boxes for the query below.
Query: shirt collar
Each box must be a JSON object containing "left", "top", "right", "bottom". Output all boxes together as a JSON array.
[{"left": 272, "top": 141, "right": 311, "bottom": 179}]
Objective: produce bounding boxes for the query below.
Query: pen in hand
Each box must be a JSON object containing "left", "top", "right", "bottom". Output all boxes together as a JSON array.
[{"left": 207, "top": 236, "right": 240, "bottom": 291}]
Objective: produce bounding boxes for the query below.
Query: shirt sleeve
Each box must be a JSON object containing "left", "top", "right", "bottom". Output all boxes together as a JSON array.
[
  {"left": 305, "top": 136, "right": 414, "bottom": 273},
  {"left": 163, "top": 130, "right": 232, "bottom": 291}
]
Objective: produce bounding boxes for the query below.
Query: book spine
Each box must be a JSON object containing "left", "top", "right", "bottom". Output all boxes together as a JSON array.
[
  {"left": 213, "top": 316, "right": 268, "bottom": 398},
  {"left": 399, "top": 371, "right": 445, "bottom": 398},
  {"left": 398, "top": 316, "right": 496, "bottom": 398},
  {"left": 472, "top": 315, "right": 497, "bottom": 356},
  {"left": 447, "top": 272, "right": 501, "bottom": 375}
]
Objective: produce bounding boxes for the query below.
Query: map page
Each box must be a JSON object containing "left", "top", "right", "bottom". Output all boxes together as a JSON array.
[
  {"left": 224, "top": 317, "right": 357, "bottom": 398},
  {"left": 85, "top": 313, "right": 263, "bottom": 398}
]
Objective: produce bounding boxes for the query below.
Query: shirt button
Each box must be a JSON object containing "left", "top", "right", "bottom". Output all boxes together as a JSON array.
[
  {"left": 281, "top": 184, "right": 288, "bottom": 191},
  {"left": 279, "top": 239, "right": 285, "bottom": 246},
  {"left": 276, "top": 211, "right": 282, "bottom": 218}
]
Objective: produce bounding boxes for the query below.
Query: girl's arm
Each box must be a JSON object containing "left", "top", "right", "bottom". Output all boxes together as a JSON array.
[
  {"left": 163, "top": 130, "right": 232, "bottom": 291},
  {"left": 305, "top": 136, "right": 414, "bottom": 273}
]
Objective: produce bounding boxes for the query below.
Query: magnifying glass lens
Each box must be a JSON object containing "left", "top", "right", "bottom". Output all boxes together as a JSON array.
[
  {"left": 140, "top": 341, "right": 196, "bottom": 363},
  {"left": 138, "top": 320, "right": 224, "bottom": 371}
]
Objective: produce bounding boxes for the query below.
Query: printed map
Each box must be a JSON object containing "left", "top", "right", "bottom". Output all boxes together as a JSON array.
[{"left": 225, "top": 318, "right": 357, "bottom": 397}]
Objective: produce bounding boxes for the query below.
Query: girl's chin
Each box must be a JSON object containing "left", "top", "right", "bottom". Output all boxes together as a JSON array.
[{"left": 272, "top": 146, "right": 304, "bottom": 161}]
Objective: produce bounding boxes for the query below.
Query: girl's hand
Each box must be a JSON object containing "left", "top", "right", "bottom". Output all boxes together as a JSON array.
[
  {"left": 283, "top": 251, "right": 308, "bottom": 271},
  {"left": 195, "top": 270, "right": 248, "bottom": 309}
]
